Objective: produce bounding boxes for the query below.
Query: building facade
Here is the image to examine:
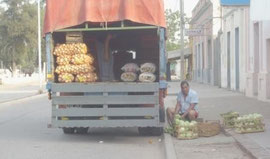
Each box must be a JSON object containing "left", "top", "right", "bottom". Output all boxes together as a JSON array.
[
  {"left": 190, "top": 0, "right": 222, "bottom": 86},
  {"left": 220, "top": 7, "right": 250, "bottom": 92},
  {"left": 246, "top": 0, "right": 270, "bottom": 101}
]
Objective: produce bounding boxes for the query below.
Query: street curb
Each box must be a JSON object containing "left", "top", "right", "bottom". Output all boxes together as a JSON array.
[
  {"left": 224, "top": 129, "right": 270, "bottom": 159},
  {"left": 0, "top": 92, "right": 47, "bottom": 104},
  {"left": 164, "top": 134, "right": 177, "bottom": 159}
]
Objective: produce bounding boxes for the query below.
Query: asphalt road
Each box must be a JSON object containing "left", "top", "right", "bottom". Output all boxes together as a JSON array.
[{"left": 0, "top": 95, "right": 165, "bottom": 159}]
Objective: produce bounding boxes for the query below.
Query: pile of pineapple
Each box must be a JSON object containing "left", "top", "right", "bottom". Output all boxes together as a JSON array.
[{"left": 54, "top": 43, "right": 98, "bottom": 83}]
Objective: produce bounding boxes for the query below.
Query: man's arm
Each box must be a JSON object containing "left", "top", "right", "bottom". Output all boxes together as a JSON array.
[
  {"left": 174, "top": 101, "right": 181, "bottom": 117},
  {"left": 181, "top": 103, "right": 196, "bottom": 118}
]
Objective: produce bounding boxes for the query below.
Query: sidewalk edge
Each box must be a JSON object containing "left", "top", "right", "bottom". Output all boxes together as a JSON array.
[
  {"left": 0, "top": 92, "right": 47, "bottom": 104},
  {"left": 225, "top": 129, "right": 270, "bottom": 159},
  {"left": 164, "top": 133, "right": 178, "bottom": 159}
]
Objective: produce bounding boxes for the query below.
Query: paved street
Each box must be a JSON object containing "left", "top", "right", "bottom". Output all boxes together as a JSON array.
[
  {"left": 1, "top": 81, "right": 270, "bottom": 159},
  {"left": 0, "top": 95, "right": 165, "bottom": 159},
  {"left": 166, "top": 81, "right": 270, "bottom": 159}
]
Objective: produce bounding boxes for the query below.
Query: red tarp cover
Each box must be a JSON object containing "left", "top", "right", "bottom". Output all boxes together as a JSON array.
[{"left": 43, "top": 0, "right": 166, "bottom": 34}]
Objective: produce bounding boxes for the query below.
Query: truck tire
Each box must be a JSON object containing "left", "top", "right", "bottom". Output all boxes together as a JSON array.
[
  {"left": 76, "top": 127, "right": 88, "bottom": 134},
  {"left": 150, "top": 127, "right": 164, "bottom": 136},
  {"left": 138, "top": 127, "right": 163, "bottom": 136},
  {"left": 63, "top": 128, "right": 75, "bottom": 134},
  {"left": 138, "top": 127, "right": 152, "bottom": 136}
]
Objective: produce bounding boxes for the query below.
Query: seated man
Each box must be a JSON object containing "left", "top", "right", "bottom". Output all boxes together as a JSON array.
[{"left": 166, "top": 81, "right": 199, "bottom": 125}]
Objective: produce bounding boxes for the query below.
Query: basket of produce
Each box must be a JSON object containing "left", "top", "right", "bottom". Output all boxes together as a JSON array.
[
  {"left": 140, "top": 63, "right": 156, "bottom": 73},
  {"left": 173, "top": 115, "right": 199, "bottom": 140},
  {"left": 75, "top": 73, "right": 98, "bottom": 83},
  {"left": 198, "top": 120, "right": 221, "bottom": 137},
  {"left": 121, "top": 72, "right": 138, "bottom": 82},
  {"left": 58, "top": 73, "right": 75, "bottom": 83},
  {"left": 139, "top": 72, "right": 156, "bottom": 82},
  {"left": 121, "top": 63, "right": 139, "bottom": 73},
  {"left": 234, "top": 113, "right": 265, "bottom": 134},
  {"left": 53, "top": 43, "right": 98, "bottom": 83},
  {"left": 220, "top": 111, "right": 239, "bottom": 128}
]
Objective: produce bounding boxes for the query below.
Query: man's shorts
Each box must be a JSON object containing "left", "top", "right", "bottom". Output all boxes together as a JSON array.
[{"left": 179, "top": 110, "right": 199, "bottom": 120}]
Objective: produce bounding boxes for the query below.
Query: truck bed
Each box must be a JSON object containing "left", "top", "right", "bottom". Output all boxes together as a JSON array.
[{"left": 50, "top": 82, "right": 162, "bottom": 128}]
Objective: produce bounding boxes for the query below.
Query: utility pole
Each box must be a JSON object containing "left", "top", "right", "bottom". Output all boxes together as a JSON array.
[
  {"left": 180, "top": 0, "right": 185, "bottom": 80},
  {"left": 38, "top": 0, "right": 42, "bottom": 93}
]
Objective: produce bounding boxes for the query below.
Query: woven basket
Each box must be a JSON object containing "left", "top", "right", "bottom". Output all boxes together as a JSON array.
[
  {"left": 221, "top": 112, "right": 239, "bottom": 128},
  {"left": 177, "top": 135, "right": 198, "bottom": 140},
  {"left": 235, "top": 123, "right": 265, "bottom": 134},
  {"left": 198, "top": 121, "right": 221, "bottom": 137}
]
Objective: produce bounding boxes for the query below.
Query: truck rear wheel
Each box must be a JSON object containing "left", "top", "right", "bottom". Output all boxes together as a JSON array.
[
  {"left": 76, "top": 127, "right": 88, "bottom": 134},
  {"left": 138, "top": 127, "right": 152, "bottom": 136},
  {"left": 150, "top": 127, "right": 163, "bottom": 136},
  {"left": 63, "top": 128, "right": 75, "bottom": 134},
  {"left": 138, "top": 127, "right": 163, "bottom": 136}
]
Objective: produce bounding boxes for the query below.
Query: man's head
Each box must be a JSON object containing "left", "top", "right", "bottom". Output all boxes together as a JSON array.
[{"left": 181, "top": 80, "right": 190, "bottom": 96}]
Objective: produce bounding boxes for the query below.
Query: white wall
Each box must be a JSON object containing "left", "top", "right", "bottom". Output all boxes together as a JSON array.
[
  {"left": 257, "top": 21, "right": 270, "bottom": 100},
  {"left": 211, "top": 0, "right": 222, "bottom": 36},
  {"left": 221, "top": 8, "right": 249, "bottom": 92},
  {"left": 191, "top": 0, "right": 221, "bottom": 84},
  {"left": 260, "top": 21, "right": 270, "bottom": 72},
  {"left": 250, "top": 0, "right": 270, "bottom": 21}
]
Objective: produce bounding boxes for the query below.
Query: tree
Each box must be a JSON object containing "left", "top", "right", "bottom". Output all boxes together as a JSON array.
[
  {"left": 165, "top": 9, "right": 189, "bottom": 52},
  {"left": 0, "top": 0, "right": 46, "bottom": 75},
  {"left": 165, "top": 9, "right": 181, "bottom": 51}
]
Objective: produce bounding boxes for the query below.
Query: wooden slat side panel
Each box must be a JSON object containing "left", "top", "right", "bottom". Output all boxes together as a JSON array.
[
  {"left": 52, "top": 108, "right": 158, "bottom": 117},
  {"left": 51, "top": 119, "right": 160, "bottom": 128},
  {"left": 52, "top": 95, "right": 158, "bottom": 105},
  {"left": 53, "top": 108, "right": 104, "bottom": 116},
  {"left": 51, "top": 83, "right": 159, "bottom": 92}
]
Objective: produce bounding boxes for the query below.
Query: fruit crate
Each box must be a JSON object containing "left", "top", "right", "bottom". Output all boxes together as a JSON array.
[
  {"left": 235, "top": 123, "right": 265, "bottom": 134},
  {"left": 66, "top": 32, "right": 83, "bottom": 43},
  {"left": 198, "top": 120, "right": 221, "bottom": 137},
  {"left": 220, "top": 112, "right": 239, "bottom": 128}
]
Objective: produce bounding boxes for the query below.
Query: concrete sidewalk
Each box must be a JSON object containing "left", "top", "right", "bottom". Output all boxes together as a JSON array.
[{"left": 165, "top": 81, "right": 270, "bottom": 159}]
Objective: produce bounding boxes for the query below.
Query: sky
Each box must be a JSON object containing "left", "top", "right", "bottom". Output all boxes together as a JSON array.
[{"left": 164, "top": 0, "right": 199, "bottom": 17}]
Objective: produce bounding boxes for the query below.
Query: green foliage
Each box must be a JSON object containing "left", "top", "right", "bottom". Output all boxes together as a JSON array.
[
  {"left": 165, "top": 9, "right": 189, "bottom": 52},
  {"left": 165, "top": 9, "right": 181, "bottom": 51},
  {"left": 0, "top": 0, "right": 45, "bottom": 74}
]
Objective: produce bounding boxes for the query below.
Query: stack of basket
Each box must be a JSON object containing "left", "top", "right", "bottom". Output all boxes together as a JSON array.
[
  {"left": 120, "top": 63, "right": 139, "bottom": 82},
  {"left": 139, "top": 63, "right": 156, "bottom": 82},
  {"left": 54, "top": 43, "right": 98, "bottom": 83},
  {"left": 234, "top": 113, "right": 265, "bottom": 134},
  {"left": 197, "top": 121, "right": 221, "bottom": 137},
  {"left": 173, "top": 115, "right": 199, "bottom": 140},
  {"left": 220, "top": 111, "right": 239, "bottom": 128}
]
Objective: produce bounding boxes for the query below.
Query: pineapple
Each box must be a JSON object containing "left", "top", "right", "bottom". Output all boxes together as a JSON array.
[
  {"left": 71, "top": 54, "right": 94, "bottom": 65},
  {"left": 75, "top": 73, "right": 98, "bottom": 83},
  {"left": 58, "top": 73, "right": 74, "bottom": 83},
  {"left": 53, "top": 43, "right": 88, "bottom": 56},
  {"left": 56, "top": 55, "right": 71, "bottom": 65}
]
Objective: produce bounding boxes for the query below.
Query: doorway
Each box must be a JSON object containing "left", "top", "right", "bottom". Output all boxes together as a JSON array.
[
  {"left": 208, "top": 39, "right": 212, "bottom": 83},
  {"left": 227, "top": 32, "right": 231, "bottom": 88},
  {"left": 235, "top": 28, "right": 240, "bottom": 90},
  {"left": 254, "top": 23, "right": 259, "bottom": 96}
]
